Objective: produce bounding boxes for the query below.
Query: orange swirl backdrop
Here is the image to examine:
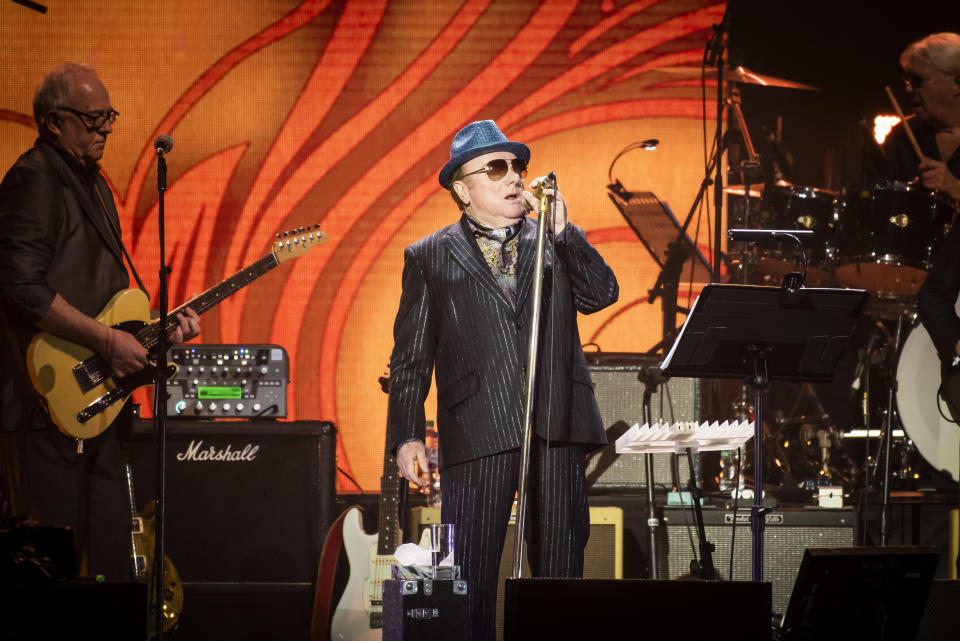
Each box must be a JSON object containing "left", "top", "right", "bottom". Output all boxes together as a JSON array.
[{"left": 1, "top": 0, "right": 723, "bottom": 491}]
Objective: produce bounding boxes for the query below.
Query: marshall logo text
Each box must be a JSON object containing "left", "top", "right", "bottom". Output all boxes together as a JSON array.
[{"left": 176, "top": 439, "right": 260, "bottom": 462}]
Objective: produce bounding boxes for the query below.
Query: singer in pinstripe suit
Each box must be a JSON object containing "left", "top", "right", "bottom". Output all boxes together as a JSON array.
[{"left": 387, "top": 120, "right": 618, "bottom": 640}]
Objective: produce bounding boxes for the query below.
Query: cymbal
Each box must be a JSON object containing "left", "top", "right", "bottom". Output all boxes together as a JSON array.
[
  {"left": 656, "top": 65, "right": 820, "bottom": 90},
  {"left": 724, "top": 185, "right": 764, "bottom": 198}
]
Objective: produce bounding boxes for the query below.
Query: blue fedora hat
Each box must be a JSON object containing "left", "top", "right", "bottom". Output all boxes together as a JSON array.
[{"left": 438, "top": 120, "right": 530, "bottom": 189}]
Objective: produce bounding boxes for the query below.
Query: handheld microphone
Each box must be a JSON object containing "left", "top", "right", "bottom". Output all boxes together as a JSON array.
[
  {"left": 532, "top": 172, "right": 556, "bottom": 212},
  {"left": 154, "top": 135, "right": 174, "bottom": 155}
]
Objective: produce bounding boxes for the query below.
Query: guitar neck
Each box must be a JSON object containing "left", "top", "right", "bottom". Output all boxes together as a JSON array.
[
  {"left": 135, "top": 252, "right": 279, "bottom": 351},
  {"left": 376, "top": 452, "right": 404, "bottom": 556}
]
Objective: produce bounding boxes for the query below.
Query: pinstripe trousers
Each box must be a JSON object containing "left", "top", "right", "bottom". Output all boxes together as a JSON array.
[{"left": 440, "top": 438, "right": 589, "bottom": 641}]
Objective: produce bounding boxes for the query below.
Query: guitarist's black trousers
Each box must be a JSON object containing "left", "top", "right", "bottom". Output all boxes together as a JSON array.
[
  {"left": 440, "top": 438, "right": 589, "bottom": 641},
  {"left": 14, "top": 407, "right": 132, "bottom": 581}
]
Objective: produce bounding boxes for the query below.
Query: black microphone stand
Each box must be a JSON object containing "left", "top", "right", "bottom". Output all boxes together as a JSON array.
[
  {"left": 704, "top": 4, "right": 728, "bottom": 283},
  {"left": 638, "top": 366, "right": 662, "bottom": 579},
  {"left": 153, "top": 145, "right": 172, "bottom": 640}
]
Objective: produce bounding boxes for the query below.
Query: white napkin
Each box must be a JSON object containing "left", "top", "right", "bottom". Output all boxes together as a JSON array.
[{"left": 394, "top": 542, "right": 432, "bottom": 567}]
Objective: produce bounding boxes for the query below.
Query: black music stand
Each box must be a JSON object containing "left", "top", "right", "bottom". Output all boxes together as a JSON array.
[
  {"left": 660, "top": 284, "right": 868, "bottom": 581},
  {"left": 607, "top": 185, "right": 712, "bottom": 352}
]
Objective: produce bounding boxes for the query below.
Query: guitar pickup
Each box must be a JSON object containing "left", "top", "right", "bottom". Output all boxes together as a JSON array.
[{"left": 73, "top": 358, "right": 106, "bottom": 392}]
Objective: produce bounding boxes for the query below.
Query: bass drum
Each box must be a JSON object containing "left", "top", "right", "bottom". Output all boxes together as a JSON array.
[{"left": 895, "top": 320, "right": 959, "bottom": 481}]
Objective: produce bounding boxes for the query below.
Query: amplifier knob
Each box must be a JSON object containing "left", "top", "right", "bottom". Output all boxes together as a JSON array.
[
  {"left": 186, "top": 366, "right": 193, "bottom": 374},
  {"left": 235, "top": 367, "right": 241, "bottom": 375},
  {"left": 198, "top": 366, "right": 205, "bottom": 374},
  {"left": 223, "top": 403, "right": 231, "bottom": 412},
  {"left": 253, "top": 403, "right": 262, "bottom": 412},
  {"left": 175, "top": 401, "right": 186, "bottom": 415},
  {"left": 210, "top": 366, "right": 217, "bottom": 374},
  {"left": 236, "top": 403, "right": 245, "bottom": 412},
  {"left": 208, "top": 402, "right": 217, "bottom": 412},
  {"left": 194, "top": 401, "right": 204, "bottom": 413},
  {"left": 259, "top": 366, "right": 269, "bottom": 376}
]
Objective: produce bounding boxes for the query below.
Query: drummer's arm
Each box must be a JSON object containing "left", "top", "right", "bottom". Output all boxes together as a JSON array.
[
  {"left": 917, "top": 157, "right": 960, "bottom": 201},
  {"left": 918, "top": 223, "right": 960, "bottom": 361}
]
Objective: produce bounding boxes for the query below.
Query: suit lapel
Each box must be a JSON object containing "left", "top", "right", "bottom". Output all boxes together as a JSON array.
[
  {"left": 514, "top": 217, "right": 538, "bottom": 311},
  {"left": 40, "top": 143, "right": 124, "bottom": 263},
  {"left": 443, "top": 217, "right": 515, "bottom": 312}
]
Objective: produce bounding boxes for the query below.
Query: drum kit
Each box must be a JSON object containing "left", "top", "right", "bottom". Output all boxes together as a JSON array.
[{"left": 708, "top": 65, "right": 960, "bottom": 496}]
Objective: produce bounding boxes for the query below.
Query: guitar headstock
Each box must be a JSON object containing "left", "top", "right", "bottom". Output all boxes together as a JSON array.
[{"left": 272, "top": 224, "right": 328, "bottom": 262}]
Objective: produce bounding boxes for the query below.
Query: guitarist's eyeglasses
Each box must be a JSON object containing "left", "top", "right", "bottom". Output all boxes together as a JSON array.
[
  {"left": 459, "top": 158, "right": 528, "bottom": 182},
  {"left": 56, "top": 107, "right": 120, "bottom": 131}
]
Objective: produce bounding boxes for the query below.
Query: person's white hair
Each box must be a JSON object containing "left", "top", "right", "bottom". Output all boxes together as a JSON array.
[
  {"left": 32, "top": 62, "right": 96, "bottom": 135},
  {"left": 901, "top": 32, "right": 960, "bottom": 76}
]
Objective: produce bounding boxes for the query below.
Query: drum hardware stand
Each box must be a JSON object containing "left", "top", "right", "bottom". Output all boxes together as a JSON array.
[
  {"left": 738, "top": 161, "right": 762, "bottom": 285},
  {"left": 879, "top": 313, "right": 906, "bottom": 546}
]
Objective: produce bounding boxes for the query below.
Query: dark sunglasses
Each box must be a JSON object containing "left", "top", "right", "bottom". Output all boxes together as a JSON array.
[{"left": 459, "top": 158, "right": 528, "bottom": 182}]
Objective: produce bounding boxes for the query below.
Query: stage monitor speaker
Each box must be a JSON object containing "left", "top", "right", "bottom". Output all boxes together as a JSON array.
[
  {"left": 503, "top": 578, "right": 771, "bottom": 641},
  {"left": 780, "top": 546, "right": 938, "bottom": 641},
  {"left": 660, "top": 506, "right": 856, "bottom": 615},
  {"left": 916, "top": 580, "right": 960, "bottom": 641},
  {"left": 130, "top": 420, "right": 336, "bottom": 641},
  {"left": 408, "top": 506, "right": 623, "bottom": 641},
  {"left": 586, "top": 353, "right": 700, "bottom": 491}
]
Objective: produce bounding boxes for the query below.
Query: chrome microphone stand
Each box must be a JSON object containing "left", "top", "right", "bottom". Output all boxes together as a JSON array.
[{"left": 513, "top": 176, "right": 554, "bottom": 578}]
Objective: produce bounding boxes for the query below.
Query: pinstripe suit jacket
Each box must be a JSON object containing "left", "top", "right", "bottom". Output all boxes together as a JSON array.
[{"left": 387, "top": 213, "right": 619, "bottom": 469}]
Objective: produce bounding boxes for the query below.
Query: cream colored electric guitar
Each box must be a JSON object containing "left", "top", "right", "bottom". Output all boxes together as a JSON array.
[{"left": 26, "top": 225, "right": 326, "bottom": 440}]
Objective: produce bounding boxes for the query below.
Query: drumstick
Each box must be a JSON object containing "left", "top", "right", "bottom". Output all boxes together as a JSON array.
[{"left": 884, "top": 86, "right": 924, "bottom": 161}]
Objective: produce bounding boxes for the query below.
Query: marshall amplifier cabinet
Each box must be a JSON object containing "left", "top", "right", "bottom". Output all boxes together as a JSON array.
[
  {"left": 129, "top": 420, "right": 336, "bottom": 640},
  {"left": 164, "top": 344, "right": 289, "bottom": 419},
  {"left": 585, "top": 352, "right": 701, "bottom": 491},
  {"left": 660, "top": 506, "right": 857, "bottom": 615}
]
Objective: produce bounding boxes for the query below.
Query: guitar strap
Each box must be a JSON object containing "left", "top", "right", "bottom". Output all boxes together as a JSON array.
[{"left": 94, "top": 182, "right": 149, "bottom": 298}]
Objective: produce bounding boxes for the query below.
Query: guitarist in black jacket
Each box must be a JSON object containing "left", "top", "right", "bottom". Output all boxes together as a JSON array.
[
  {"left": 387, "top": 120, "right": 618, "bottom": 641},
  {"left": 0, "top": 63, "right": 200, "bottom": 580}
]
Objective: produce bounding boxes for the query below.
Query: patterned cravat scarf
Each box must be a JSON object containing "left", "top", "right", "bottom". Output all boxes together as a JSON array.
[{"left": 465, "top": 215, "right": 523, "bottom": 306}]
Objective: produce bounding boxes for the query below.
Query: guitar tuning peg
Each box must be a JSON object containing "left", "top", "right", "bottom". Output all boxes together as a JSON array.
[
  {"left": 284, "top": 231, "right": 290, "bottom": 238},
  {"left": 275, "top": 233, "right": 281, "bottom": 241}
]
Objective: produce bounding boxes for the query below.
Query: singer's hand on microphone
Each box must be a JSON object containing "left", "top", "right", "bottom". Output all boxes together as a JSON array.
[{"left": 524, "top": 175, "right": 567, "bottom": 235}]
